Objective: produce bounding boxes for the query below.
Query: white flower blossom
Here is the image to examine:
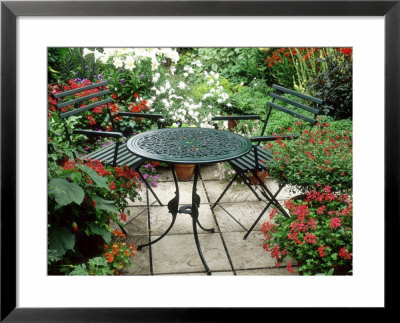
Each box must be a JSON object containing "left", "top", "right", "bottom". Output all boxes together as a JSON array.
[
  {"left": 113, "top": 57, "right": 123, "bottom": 68},
  {"left": 82, "top": 48, "right": 94, "bottom": 57},
  {"left": 191, "top": 60, "right": 203, "bottom": 68},
  {"left": 124, "top": 59, "right": 135, "bottom": 70},
  {"left": 178, "top": 81, "right": 186, "bottom": 89}
]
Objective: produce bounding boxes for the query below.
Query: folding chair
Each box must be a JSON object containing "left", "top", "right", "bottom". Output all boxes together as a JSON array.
[
  {"left": 211, "top": 84, "right": 322, "bottom": 240},
  {"left": 52, "top": 81, "right": 165, "bottom": 217}
]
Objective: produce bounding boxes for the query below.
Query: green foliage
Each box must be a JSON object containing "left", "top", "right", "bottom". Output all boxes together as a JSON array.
[
  {"left": 48, "top": 48, "right": 102, "bottom": 84},
  {"left": 101, "top": 57, "right": 153, "bottom": 103},
  {"left": 262, "top": 187, "right": 352, "bottom": 275},
  {"left": 229, "top": 81, "right": 272, "bottom": 115},
  {"left": 265, "top": 121, "right": 352, "bottom": 194},
  {"left": 69, "top": 257, "right": 113, "bottom": 276},
  {"left": 184, "top": 48, "right": 269, "bottom": 86},
  {"left": 47, "top": 159, "right": 140, "bottom": 274},
  {"left": 48, "top": 178, "right": 85, "bottom": 207},
  {"left": 48, "top": 226, "right": 75, "bottom": 258},
  {"left": 306, "top": 49, "right": 353, "bottom": 119}
]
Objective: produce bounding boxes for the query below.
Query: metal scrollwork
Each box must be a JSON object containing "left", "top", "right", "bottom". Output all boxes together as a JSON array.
[{"left": 127, "top": 128, "right": 252, "bottom": 164}]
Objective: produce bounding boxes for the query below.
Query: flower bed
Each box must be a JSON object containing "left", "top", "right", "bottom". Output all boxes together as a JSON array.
[{"left": 262, "top": 186, "right": 352, "bottom": 275}]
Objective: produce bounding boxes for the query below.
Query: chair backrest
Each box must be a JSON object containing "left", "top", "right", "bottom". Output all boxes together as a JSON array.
[
  {"left": 260, "top": 84, "right": 323, "bottom": 137},
  {"left": 52, "top": 81, "right": 118, "bottom": 143}
]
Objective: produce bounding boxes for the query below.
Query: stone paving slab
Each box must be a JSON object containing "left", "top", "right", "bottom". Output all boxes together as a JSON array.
[
  {"left": 203, "top": 176, "right": 300, "bottom": 203},
  {"left": 121, "top": 206, "right": 148, "bottom": 235},
  {"left": 122, "top": 235, "right": 151, "bottom": 275},
  {"left": 212, "top": 201, "right": 272, "bottom": 233},
  {"left": 126, "top": 187, "right": 148, "bottom": 206},
  {"left": 204, "top": 181, "right": 260, "bottom": 204},
  {"left": 149, "top": 205, "right": 216, "bottom": 236},
  {"left": 221, "top": 231, "right": 277, "bottom": 271},
  {"left": 151, "top": 233, "right": 232, "bottom": 274},
  {"left": 145, "top": 181, "right": 208, "bottom": 205}
]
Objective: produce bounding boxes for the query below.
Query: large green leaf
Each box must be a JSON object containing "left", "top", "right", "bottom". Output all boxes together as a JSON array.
[
  {"left": 48, "top": 226, "right": 75, "bottom": 257},
  {"left": 76, "top": 164, "right": 110, "bottom": 190},
  {"left": 48, "top": 178, "right": 84, "bottom": 207},
  {"left": 87, "top": 223, "right": 112, "bottom": 244},
  {"left": 92, "top": 195, "right": 119, "bottom": 214}
]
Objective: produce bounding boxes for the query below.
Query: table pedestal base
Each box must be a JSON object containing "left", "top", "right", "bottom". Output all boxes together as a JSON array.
[{"left": 137, "top": 164, "right": 214, "bottom": 275}]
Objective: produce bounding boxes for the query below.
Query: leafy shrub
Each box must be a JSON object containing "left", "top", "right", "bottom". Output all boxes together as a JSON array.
[
  {"left": 265, "top": 121, "right": 352, "bottom": 193},
  {"left": 68, "top": 256, "right": 113, "bottom": 276},
  {"left": 306, "top": 48, "right": 353, "bottom": 119},
  {"left": 47, "top": 159, "right": 140, "bottom": 273},
  {"left": 48, "top": 48, "right": 102, "bottom": 84},
  {"left": 68, "top": 230, "right": 138, "bottom": 275},
  {"left": 180, "top": 48, "right": 269, "bottom": 86},
  {"left": 262, "top": 186, "right": 352, "bottom": 275}
]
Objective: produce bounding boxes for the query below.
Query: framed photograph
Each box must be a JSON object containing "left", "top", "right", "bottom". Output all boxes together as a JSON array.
[{"left": 1, "top": 0, "right": 397, "bottom": 320}]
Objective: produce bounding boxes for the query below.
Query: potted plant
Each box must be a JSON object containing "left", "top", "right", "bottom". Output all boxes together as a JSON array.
[{"left": 262, "top": 186, "right": 352, "bottom": 275}]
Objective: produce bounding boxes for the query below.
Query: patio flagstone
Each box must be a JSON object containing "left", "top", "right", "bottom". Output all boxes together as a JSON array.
[
  {"left": 149, "top": 204, "right": 216, "bottom": 236},
  {"left": 145, "top": 180, "right": 208, "bottom": 205},
  {"left": 151, "top": 233, "right": 232, "bottom": 274},
  {"left": 123, "top": 235, "right": 152, "bottom": 275},
  {"left": 219, "top": 231, "right": 277, "bottom": 270},
  {"left": 212, "top": 201, "right": 272, "bottom": 233},
  {"left": 122, "top": 163, "right": 298, "bottom": 276}
]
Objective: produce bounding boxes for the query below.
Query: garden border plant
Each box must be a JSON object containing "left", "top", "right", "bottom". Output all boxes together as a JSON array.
[{"left": 262, "top": 186, "right": 352, "bottom": 275}]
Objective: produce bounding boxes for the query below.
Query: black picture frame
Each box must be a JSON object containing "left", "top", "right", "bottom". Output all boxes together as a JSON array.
[{"left": 1, "top": 0, "right": 397, "bottom": 321}]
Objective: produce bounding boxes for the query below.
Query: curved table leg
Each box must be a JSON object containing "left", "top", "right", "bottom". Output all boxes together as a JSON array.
[
  {"left": 191, "top": 165, "right": 212, "bottom": 275},
  {"left": 137, "top": 164, "right": 179, "bottom": 251}
]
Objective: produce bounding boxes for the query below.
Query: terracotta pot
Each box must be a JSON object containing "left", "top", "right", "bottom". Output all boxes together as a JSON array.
[
  {"left": 249, "top": 171, "right": 269, "bottom": 185},
  {"left": 228, "top": 119, "right": 237, "bottom": 131},
  {"left": 174, "top": 164, "right": 195, "bottom": 181}
]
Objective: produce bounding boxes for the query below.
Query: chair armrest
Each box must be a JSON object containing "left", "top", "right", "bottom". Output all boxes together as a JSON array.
[
  {"left": 73, "top": 129, "right": 124, "bottom": 138},
  {"left": 116, "top": 112, "right": 165, "bottom": 120},
  {"left": 212, "top": 115, "right": 261, "bottom": 121},
  {"left": 250, "top": 134, "right": 299, "bottom": 142}
]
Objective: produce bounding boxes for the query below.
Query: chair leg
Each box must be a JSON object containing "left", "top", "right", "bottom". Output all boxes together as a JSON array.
[
  {"left": 211, "top": 173, "right": 239, "bottom": 209},
  {"left": 233, "top": 166, "right": 264, "bottom": 201},
  {"left": 242, "top": 185, "right": 282, "bottom": 240},
  {"left": 137, "top": 170, "right": 163, "bottom": 206},
  {"left": 252, "top": 172, "right": 289, "bottom": 218}
]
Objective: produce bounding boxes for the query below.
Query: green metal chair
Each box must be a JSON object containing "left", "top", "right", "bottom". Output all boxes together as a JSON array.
[
  {"left": 211, "top": 84, "right": 322, "bottom": 240},
  {"left": 52, "top": 80, "right": 165, "bottom": 208}
]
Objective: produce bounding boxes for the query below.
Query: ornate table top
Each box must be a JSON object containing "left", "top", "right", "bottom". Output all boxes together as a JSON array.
[{"left": 126, "top": 127, "right": 252, "bottom": 164}]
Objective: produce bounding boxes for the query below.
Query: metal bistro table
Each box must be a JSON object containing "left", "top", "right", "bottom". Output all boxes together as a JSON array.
[{"left": 126, "top": 127, "right": 252, "bottom": 275}]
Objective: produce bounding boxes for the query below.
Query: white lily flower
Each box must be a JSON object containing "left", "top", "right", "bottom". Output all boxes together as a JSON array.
[
  {"left": 82, "top": 48, "right": 94, "bottom": 57},
  {"left": 113, "top": 57, "right": 123, "bottom": 68}
]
